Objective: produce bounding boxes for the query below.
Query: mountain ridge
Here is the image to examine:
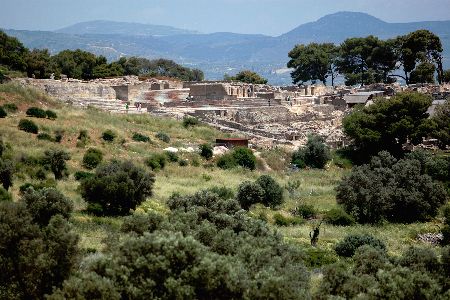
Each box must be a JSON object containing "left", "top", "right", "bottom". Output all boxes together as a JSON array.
[{"left": 3, "top": 11, "right": 450, "bottom": 84}]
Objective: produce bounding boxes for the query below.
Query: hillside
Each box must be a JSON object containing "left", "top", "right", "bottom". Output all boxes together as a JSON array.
[
  {"left": 1, "top": 83, "right": 449, "bottom": 298},
  {"left": 56, "top": 20, "right": 198, "bottom": 36},
  {"left": 3, "top": 12, "right": 450, "bottom": 84},
  {"left": 0, "top": 82, "right": 441, "bottom": 252}
]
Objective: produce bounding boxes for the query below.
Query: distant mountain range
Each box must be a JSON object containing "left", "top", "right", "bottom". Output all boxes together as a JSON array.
[{"left": 3, "top": 12, "right": 450, "bottom": 84}]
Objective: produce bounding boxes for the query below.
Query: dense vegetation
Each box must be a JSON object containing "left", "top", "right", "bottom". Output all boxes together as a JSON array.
[
  {"left": 0, "top": 35, "right": 449, "bottom": 298},
  {"left": 224, "top": 70, "right": 268, "bottom": 84},
  {"left": 0, "top": 31, "right": 204, "bottom": 81},
  {"left": 288, "top": 29, "right": 447, "bottom": 85}
]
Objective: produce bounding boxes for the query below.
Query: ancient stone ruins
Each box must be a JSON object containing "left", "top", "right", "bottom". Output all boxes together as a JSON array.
[{"left": 14, "top": 76, "right": 450, "bottom": 149}]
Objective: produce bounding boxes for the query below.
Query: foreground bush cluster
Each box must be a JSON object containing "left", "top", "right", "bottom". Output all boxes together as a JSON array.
[{"left": 52, "top": 191, "right": 311, "bottom": 299}]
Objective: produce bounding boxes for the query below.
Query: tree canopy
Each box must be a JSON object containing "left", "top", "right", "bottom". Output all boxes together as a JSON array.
[
  {"left": 0, "top": 30, "right": 205, "bottom": 81},
  {"left": 342, "top": 92, "right": 434, "bottom": 160},
  {"left": 287, "top": 29, "right": 444, "bottom": 86},
  {"left": 288, "top": 43, "right": 339, "bottom": 86},
  {"left": 225, "top": 70, "right": 268, "bottom": 84}
]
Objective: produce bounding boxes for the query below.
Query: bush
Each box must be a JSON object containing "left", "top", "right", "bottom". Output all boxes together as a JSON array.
[
  {"left": 145, "top": 153, "right": 166, "bottom": 171},
  {"left": 399, "top": 246, "right": 440, "bottom": 274},
  {"left": 182, "top": 116, "right": 199, "bottom": 128},
  {"left": 232, "top": 147, "right": 256, "bottom": 170},
  {"left": 217, "top": 153, "right": 237, "bottom": 169},
  {"left": 37, "top": 132, "right": 54, "bottom": 142},
  {"left": 34, "top": 168, "right": 48, "bottom": 180},
  {"left": 18, "top": 118, "right": 39, "bottom": 134},
  {"left": 54, "top": 129, "right": 64, "bottom": 143},
  {"left": 292, "top": 204, "right": 317, "bottom": 219},
  {"left": 200, "top": 143, "right": 213, "bottom": 160},
  {"left": 74, "top": 171, "right": 94, "bottom": 181},
  {"left": 273, "top": 213, "right": 304, "bottom": 226},
  {"left": 102, "top": 129, "right": 116, "bottom": 142},
  {"left": 165, "top": 151, "right": 179, "bottom": 162},
  {"left": 45, "top": 110, "right": 57, "bottom": 120},
  {"left": 206, "top": 186, "right": 235, "bottom": 200},
  {"left": 82, "top": 148, "right": 103, "bottom": 170},
  {"left": 121, "top": 211, "right": 164, "bottom": 235},
  {"left": 81, "top": 160, "right": 155, "bottom": 216},
  {"left": 19, "top": 179, "right": 57, "bottom": 195},
  {"left": 336, "top": 151, "right": 447, "bottom": 224},
  {"left": 0, "top": 158, "right": 14, "bottom": 190},
  {"left": 0, "top": 201, "right": 79, "bottom": 299},
  {"left": 0, "top": 106, "right": 7, "bottom": 118},
  {"left": 334, "top": 234, "right": 386, "bottom": 257},
  {"left": 255, "top": 175, "right": 284, "bottom": 208},
  {"left": 155, "top": 132, "right": 170, "bottom": 143},
  {"left": 0, "top": 186, "right": 12, "bottom": 201},
  {"left": 78, "top": 130, "right": 89, "bottom": 142},
  {"left": 324, "top": 207, "right": 356, "bottom": 226},
  {"left": 178, "top": 159, "right": 188, "bottom": 166},
  {"left": 236, "top": 181, "right": 264, "bottom": 210},
  {"left": 21, "top": 187, "right": 73, "bottom": 226},
  {"left": 132, "top": 132, "right": 150, "bottom": 143},
  {"left": 42, "top": 149, "right": 70, "bottom": 180},
  {"left": 292, "top": 134, "right": 331, "bottom": 169},
  {"left": 26, "top": 107, "right": 47, "bottom": 118},
  {"left": 2, "top": 103, "right": 18, "bottom": 113},
  {"left": 0, "top": 138, "right": 4, "bottom": 157}
]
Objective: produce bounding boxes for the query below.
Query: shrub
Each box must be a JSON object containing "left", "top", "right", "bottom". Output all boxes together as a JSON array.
[
  {"left": 33, "top": 168, "right": 47, "bottom": 180},
  {"left": 78, "top": 129, "right": 88, "bottom": 142},
  {"left": 178, "top": 159, "right": 188, "bottom": 166},
  {"left": 324, "top": 207, "right": 356, "bottom": 226},
  {"left": 155, "top": 132, "right": 170, "bottom": 143},
  {"left": 292, "top": 204, "right": 317, "bottom": 219},
  {"left": 18, "top": 119, "right": 39, "bottom": 134},
  {"left": 0, "top": 138, "right": 4, "bottom": 157},
  {"left": 26, "top": 107, "right": 47, "bottom": 118},
  {"left": 236, "top": 181, "right": 264, "bottom": 210},
  {"left": 182, "top": 116, "right": 199, "bottom": 128},
  {"left": 37, "top": 132, "right": 54, "bottom": 142},
  {"left": 165, "top": 151, "right": 179, "bottom": 162},
  {"left": 303, "top": 248, "right": 337, "bottom": 268},
  {"left": 0, "top": 186, "right": 12, "bottom": 201},
  {"left": 121, "top": 211, "right": 164, "bottom": 235},
  {"left": 206, "top": 186, "right": 235, "bottom": 200},
  {"left": 74, "top": 171, "right": 94, "bottom": 181},
  {"left": 255, "top": 175, "right": 284, "bottom": 208},
  {"left": 42, "top": 149, "right": 70, "bottom": 180},
  {"left": 80, "top": 160, "right": 155, "bottom": 216},
  {"left": 273, "top": 213, "right": 304, "bottom": 226},
  {"left": 217, "top": 153, "right": 237, "bottom": 169},
  {"left": 45, "top": 110, "right": 57, "bottom": 120},
  {"left": 102, "top": 129, "right": 116, "bottom": 142},
  {"left": 132, "top": 132, "right": 150, "bottom": 143},
  {"left": 399, "top": 246, "right": 440, "bottom": 274},
  {"left": 2, "top": 103, "right": 18, "bottom": 113},
  {"left": 0, "top": 201, "right": 79, "bottom": 299},
  {"left": 0, "top": 106, "right": 7, "bottom": 118},
  {"left": 82, "top": 148, "right": 103, "bottom": 170},
  {"left": 0, "top": 158, "right": 14, "bottom": 190},
  {"left": 21, "top": 187, "right": 73, "bottom": 226},
  {"left": 334, "top": 234, "right": 386, "bottom": 257},
  {"left": 145, "top": 153, "right": 166, "bottom": 171},
  {"left": 232, "top": 147, "right": 256, "bottom": 170},
  {"left": 292, "top": 134, "right": 331, "bottom": 169},
  {"left": 19, "top": 179, "right": 57, "bottom": 195},
  {"left": 200, "top": 143, "right": 213, "bottom": 160},
  {"left": 336, "top": 151, "right": 447, "bottom": 224},
  {"left": 54, "top": 129, "right": 64, "bottom": 143}
]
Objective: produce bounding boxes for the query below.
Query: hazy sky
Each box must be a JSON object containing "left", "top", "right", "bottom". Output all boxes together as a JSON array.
[{"left": 2, "top": 0, "right": 450, "bottom": 36}]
